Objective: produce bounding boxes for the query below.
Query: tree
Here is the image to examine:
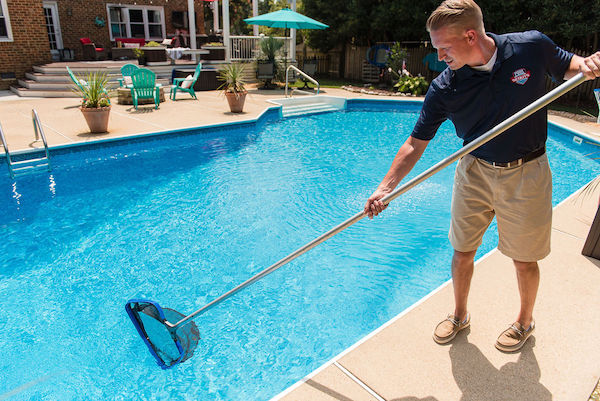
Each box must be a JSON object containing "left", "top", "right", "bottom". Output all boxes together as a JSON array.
[{"left": 302, "top": 0, "right": 598, "bottom": 53}]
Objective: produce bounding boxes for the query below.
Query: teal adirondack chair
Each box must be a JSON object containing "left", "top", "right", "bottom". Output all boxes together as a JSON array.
[
  {"left": 117, "top": 63, "right": 139, "bottom": 88},
  {"left": 66, "top": 66, "right": 111, "bottom": 104},
  {"left": 170, "top": 63, "right": 202, "bottom": 100},
  {"left": 130, "top": 68, "right": 161, "bottom": 110}
]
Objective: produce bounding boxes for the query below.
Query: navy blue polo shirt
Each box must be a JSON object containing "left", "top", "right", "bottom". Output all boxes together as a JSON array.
[{"left": 411, "top": 31, "right": 573, "bottom": 163}]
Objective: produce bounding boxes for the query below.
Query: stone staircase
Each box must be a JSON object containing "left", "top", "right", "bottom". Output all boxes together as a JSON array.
[
  {"left": 10, "top": 60, "right": 259, "bottom": 98},
  {"left": 10, "top": 64, "right": 173, "bottom": 97}
]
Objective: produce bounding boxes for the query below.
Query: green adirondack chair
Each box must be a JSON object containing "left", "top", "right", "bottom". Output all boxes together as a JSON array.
[
  {"left": 170, "top": 63, "right": 202, "bottom": 100},
  {"left": 130, "top": 68, "right": 161, "bottom": 110},
  {"left": 66, "top": 66, "right": 111, "bottom": 104},
  {"left": 117, "top": 63, "right": 139, "bottom": 88}
]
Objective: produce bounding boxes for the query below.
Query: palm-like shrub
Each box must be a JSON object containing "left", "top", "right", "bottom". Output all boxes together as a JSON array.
[
  {"left": 218, "top": 63, "right": 247, "bottom": 97},
  {"left": 72, "top": 71, "right": 110, "bottom": 108}
]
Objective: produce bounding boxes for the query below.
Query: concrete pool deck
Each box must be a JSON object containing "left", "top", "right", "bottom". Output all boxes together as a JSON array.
[{"left": 1, "top": 88, "right": 599, "bottom": 400}]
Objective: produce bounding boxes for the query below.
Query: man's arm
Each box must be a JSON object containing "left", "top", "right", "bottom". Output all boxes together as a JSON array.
[
  {"left": 364, "top": 136, "right": 430, "bottom": 219},
  {"left": 565, "top": 52, "right": 600, "bottom": 80}
]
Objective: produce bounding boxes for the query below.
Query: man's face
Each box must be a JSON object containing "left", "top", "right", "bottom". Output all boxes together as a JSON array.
[{"left": 430, "top": 25, "right": 475, "bottom": 70}]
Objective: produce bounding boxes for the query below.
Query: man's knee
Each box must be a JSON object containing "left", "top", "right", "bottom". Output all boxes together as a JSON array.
[
  {"left": 513, "top": 259, "right": 539, "bottom": 273},
  {"left": 452, "top": 249, "right": 477, "bottom": 267},
  {"left": 452, "top": 250, "right": 477, "bottom": 269}
]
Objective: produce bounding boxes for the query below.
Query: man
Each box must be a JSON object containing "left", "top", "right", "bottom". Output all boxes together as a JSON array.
[{"left": 364, "top": 0, "right": 600, "bottom": 352}]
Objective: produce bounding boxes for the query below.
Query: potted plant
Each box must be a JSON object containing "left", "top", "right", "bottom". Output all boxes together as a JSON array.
[
  {"left": 133, "top": 48, "right": 146, "bottom": 65},
  {"left": 258, "top": 36, "right": 284, "bottom": 85},
  {"left": 201, "top": 42, "right": 226, "bottom": 60},
  {"left": 218, "top": 63, "right": 247, "bottom": 113},
  {"left": 72, "top": 71, "right": 111, "bottom": 133},
  {"left": 142, "top": 41, "right": 167, "bottom": 63}
]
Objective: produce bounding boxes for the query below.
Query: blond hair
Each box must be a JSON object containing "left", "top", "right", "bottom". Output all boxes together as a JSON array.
[{"left": 426, "top": 0, "right": 485, "bottom": 33}]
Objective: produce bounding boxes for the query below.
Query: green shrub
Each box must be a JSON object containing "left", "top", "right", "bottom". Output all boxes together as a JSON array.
[
  {"left": 145, "top": 41, "right": 161, "bottom": 47},
  {"left": 394, "top": 75, "right": 429, "bottom": 96},
  {"left": 386, "top": 42, "right": 408, "bottom": 79},
  {"left": 71, "top": 71, "right": 110, "bottom": 108}
]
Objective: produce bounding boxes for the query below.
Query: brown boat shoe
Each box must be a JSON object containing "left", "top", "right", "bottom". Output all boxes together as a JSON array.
[
  {"left": 495, "top": 320, "right": 535, "bottom": 352},
  {"left": 433, "top": 313, "right": 470, "bottom": 344}
]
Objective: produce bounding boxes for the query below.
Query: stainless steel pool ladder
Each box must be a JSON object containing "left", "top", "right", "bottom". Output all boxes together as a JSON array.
[
  {"left": 0, "top": 109, "right": 52, "bottom": 179},
  {"left": 285, "top": 65, "right": 320, "bottom": 97}
]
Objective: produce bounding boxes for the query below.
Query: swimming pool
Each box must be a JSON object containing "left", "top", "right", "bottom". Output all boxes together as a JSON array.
[{"left": 1, "top": 100, "right": 599, "bottom": 400}]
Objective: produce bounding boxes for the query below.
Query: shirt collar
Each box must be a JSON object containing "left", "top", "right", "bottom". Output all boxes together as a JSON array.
[{"left": 453, "top": 32, "right": 514, "bottom": 79}]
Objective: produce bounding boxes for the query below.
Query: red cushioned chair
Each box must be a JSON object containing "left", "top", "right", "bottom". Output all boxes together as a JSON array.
[{"left": 79, "top": 37, "right": 107, "bottom": 61}]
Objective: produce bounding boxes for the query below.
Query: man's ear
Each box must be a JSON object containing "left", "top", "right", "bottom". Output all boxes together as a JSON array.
[{"left": 465, "top": 29, "right": 477, "bottom": 45}]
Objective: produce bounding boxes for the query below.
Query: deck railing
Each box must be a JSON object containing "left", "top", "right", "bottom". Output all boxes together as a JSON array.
[{"left": 229, "top": 35, "right": 292, "bottom": 61}]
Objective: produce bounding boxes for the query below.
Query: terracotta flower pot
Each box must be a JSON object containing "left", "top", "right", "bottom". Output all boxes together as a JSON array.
[
  {"left": 225, "top": 91, "right": 247, "bottom": 113},
  {"left": 81, "top": 106, "right": 111, "bottom": 133}
]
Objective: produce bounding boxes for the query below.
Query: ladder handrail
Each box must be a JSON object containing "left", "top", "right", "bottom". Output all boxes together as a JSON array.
[
  {"left": 285, "top": 65, "right": 319, "bottom": 97},
  {"left": 0, "top": 121, "right": 15, "bottom": 178},
  {"left": 0, "top": 109, "right": 52, "bottom": 179},
  {"left": 32, "top": 109, "right": 51, "bottom": 164}
]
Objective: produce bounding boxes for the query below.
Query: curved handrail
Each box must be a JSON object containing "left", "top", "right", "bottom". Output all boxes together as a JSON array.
[
  {"left": 32, "top": 109, "right": 51, "bottom": 166},
  {"left": 285, "top": 65, "right": 319, "bottom": 97},
  {"left": 0, "top": 122, "right": 15, "bottom": 178}
]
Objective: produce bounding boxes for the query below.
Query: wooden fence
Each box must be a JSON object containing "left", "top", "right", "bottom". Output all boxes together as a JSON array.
[{"left": 340, "top": 43, "right": 598, "bottom": 103}]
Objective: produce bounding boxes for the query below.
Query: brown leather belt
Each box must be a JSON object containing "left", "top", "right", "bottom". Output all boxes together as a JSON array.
[{"left": 480, "top": 146, "right": 546, "bottom": 168}]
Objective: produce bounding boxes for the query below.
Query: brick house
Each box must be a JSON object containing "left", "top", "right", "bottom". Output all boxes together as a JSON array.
[{"left": 0, "top": 0, "right": 211, "bottom": 90}]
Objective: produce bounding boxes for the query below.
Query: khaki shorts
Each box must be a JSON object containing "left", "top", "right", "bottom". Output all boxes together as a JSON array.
[{"left": 449, "top": 153, "right": 552, "bottom": 262}]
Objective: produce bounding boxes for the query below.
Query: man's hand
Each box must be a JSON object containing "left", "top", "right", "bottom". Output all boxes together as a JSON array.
[
  {"left": 364, "top": 187, "right": 392, "bottom": 219},
  {"left": 567, "top": 52, "right": 600, "bottom": 80},
  {"left": 581, "top": 51, "right": 600, "bottom": 80}
]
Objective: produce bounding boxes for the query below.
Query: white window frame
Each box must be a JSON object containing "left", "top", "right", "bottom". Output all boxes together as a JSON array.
[
  {"left": 0, "top": 0, "right": 14, "bottom": 42},
  {"left": 106, "top": 4, "right": 165, "bottom": 41}
]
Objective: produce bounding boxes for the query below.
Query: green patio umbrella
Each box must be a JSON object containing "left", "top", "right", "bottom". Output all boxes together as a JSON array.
[
  {"left": 244, "top": 8, "right": 328, "bottom": 30},
  {"left": 244, "top": 8, "right": 328, "bottom": 74}
]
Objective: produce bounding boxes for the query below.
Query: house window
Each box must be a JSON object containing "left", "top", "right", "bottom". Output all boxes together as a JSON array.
[
  {"left": 0, "top": 0, "right": 14, "bottom": 42},
  {"left": 109, "top": 7, "right": 127, "bottom": 38},
  {"left": 106, "top": 4, "right": 165, "bottom": 40}
]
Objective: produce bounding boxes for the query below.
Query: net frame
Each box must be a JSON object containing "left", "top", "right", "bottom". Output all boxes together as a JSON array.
[{"left": 125, "top": 299, "right": 199, "bottom": 369}]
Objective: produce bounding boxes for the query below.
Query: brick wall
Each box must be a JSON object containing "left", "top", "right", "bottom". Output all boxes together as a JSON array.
[
  {"left": 0, "top": 0, "right": 210, "bottom": 90},
  {"left": 56, "top": 0, "right": 208, "bottom": 60},
  {"left": 0, "top": 0, "right": 51, "bottom": 90}
]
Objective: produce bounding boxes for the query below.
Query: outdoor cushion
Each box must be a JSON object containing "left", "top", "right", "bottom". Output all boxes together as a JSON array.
[
  {"left": 79, "top": 37, "right": 92, "bottom": 44},
  {"left": 124, "top": 76, "right": 133, "bottom": 86},
  {"left": 181, "top": 75, "right": 194, "bottom": 89}
]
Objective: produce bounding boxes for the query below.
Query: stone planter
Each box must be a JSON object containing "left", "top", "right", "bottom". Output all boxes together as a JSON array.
[
  {"left": 201, "top": 46, "right": 226, "bottom": 61},
  {"left": 81, "top": 106, "right": 111, "bottom": 133},
  {"left": 224, "top": 91, "right": 247, "bottom": 113},
  {"left": 141, "top": 46, "right": 167, "bottom": 63}
]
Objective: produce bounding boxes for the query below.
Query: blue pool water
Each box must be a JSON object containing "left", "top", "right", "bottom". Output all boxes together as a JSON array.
[{"left": 1, "top": 101, "right": 599, "bottom": 400}]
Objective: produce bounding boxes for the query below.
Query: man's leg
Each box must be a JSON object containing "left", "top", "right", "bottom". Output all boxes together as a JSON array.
[
  {"left": 452, "top": 249, "right": 477, "bottom": 321},
  {"left": 433, "top": 249, "right": 477, "bottom": 344},
  {"left": 494, "top": 259, "right": 539, "bottom": 352},
  {"left": 513, "top": 259, "right": 539, "bottom": 329}
]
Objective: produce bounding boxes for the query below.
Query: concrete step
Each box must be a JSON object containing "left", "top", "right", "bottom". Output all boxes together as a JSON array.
[
  {"left": 12, "top": 77, "right": 172, "bottom": 98},
  {"left": 18, "top": 78, "right": 169, "bottom": 88},
  {"left": 282, "top": 103, "right": 339, "bottom": 117},
  {"left": 10, "top": 86, "right": 75, "bottom": 98}
]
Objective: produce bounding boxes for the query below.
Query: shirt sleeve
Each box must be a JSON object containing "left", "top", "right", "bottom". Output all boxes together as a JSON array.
[
  {"left": 411, "top": 83, "right": 448, "bottom": 141},
  {"left": 537, "top": 31, "right": 573, "bottom": 82}
]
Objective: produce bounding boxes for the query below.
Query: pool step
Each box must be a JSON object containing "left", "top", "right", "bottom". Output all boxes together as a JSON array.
[
  {"left": 6, "top": 151, "right": 51, "bottom": 177},
  {"left": 282, "top": 103, "right": 340, "bottom": 117}
]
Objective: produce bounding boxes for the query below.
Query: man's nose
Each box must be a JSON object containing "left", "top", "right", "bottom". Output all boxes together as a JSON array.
[{"left": 437, "top": 50, "right": 445, "bottom": 61}]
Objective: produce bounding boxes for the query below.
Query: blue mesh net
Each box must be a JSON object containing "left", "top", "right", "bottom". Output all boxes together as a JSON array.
[{"left": 126, "top": 300, "right": 200, "bottom": 369}]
